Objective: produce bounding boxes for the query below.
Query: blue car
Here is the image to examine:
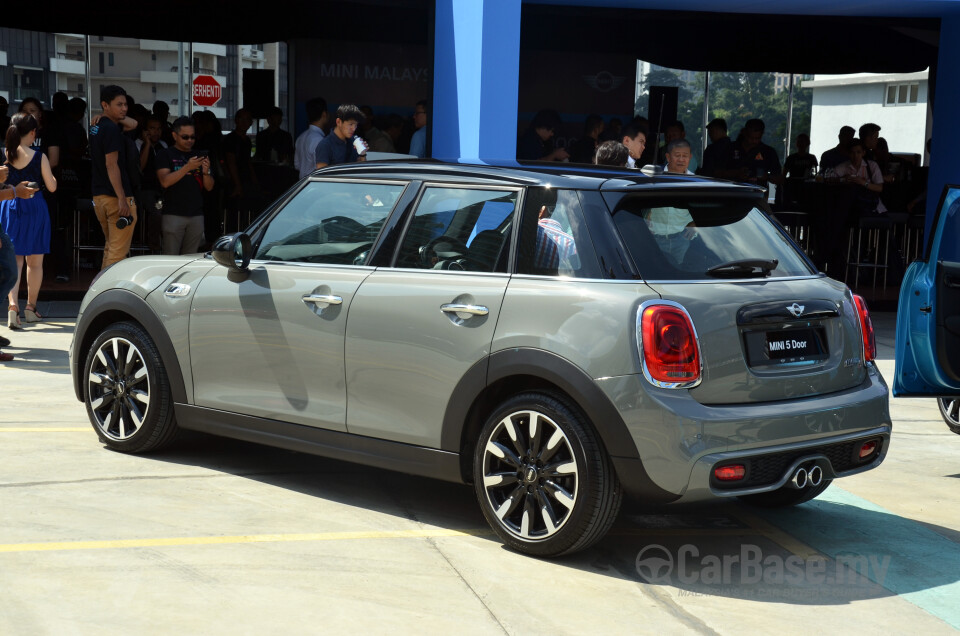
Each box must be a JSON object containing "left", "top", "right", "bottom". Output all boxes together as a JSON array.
[{"left": 894, "top": 185, "right": 960, "bottom": 434}]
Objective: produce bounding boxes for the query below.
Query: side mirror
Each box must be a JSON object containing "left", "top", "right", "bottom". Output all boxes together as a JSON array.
[{"left": 212, "top": 233, "right": 252, "bottom": 272}]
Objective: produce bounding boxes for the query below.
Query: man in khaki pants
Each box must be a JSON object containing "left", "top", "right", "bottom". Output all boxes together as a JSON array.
[{"left": 89, "top": 85, "right": 136, "bottom": 269}]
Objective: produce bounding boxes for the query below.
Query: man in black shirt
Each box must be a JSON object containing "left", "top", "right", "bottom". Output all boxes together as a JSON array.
[
  {"left": 698, "top": 118, "right": 733, "bottom": 178},
  {"left": 156, "top": 117, "right": 214, "bottom": 255},
  {"left": 223, "top": 108, "right": 262, "bottom": 233},
  {"left": 254, "top": 106, "right": 294, "bottom": 164},
  {"left": 723, "top": 119, "right": 783, "bottom": 188},
  {"left": 315, "top": 104, "right": 368, "bottom": 168},
  {"left": 89, "top": 85, "right": 136, "bottom": 269},
  {"left": 138, "top": 115, "right": 167, "bottom": 254}
]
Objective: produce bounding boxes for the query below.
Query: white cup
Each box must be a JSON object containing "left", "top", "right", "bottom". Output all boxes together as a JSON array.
[{"left": 353, "top": 137, "right": 367, "bottom": 155}]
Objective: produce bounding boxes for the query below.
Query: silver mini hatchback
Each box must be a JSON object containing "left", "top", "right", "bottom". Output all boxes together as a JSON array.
[{"left": 70, "top": 162, "right": 890, "bottom": 556}]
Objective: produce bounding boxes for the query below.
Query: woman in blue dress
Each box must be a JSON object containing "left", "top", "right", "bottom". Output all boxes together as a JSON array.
[{"left": 1, "top": 113, "right": 57, "bottom": 329}]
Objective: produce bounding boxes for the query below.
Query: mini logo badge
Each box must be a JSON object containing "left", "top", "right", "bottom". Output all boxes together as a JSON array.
[{"left": 787, "top": 303, "right": 805, "bottom": 317}]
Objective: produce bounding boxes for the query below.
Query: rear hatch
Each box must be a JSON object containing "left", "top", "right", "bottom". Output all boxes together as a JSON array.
[
  {"left": 604, "top": 187, "right": 867, "bottom": 404},
  {"left": 645, "top": 279, "right": 865, "bottom": 404}
]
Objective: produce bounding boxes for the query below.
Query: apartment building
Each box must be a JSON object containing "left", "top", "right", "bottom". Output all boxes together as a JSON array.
[{"left": 0, "top": 29, "right": 284, "bottom": 128}]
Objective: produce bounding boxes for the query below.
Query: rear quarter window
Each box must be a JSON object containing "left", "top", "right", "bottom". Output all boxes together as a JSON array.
[{"left": 607, "top": 193, "right": 815, "bottom": 280}]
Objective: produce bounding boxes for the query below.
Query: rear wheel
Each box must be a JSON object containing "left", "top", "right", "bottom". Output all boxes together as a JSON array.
[
  {"left": 84, "top": 321, "right": 178, "bottom": 453},
  {"left": 738, "top": 479, "right": 832, "bottom": 508},
  {"left": 473, "top": 392, "right": 621, "bottom": 557},
  {"left": 938, "top": 398, "right": 960, "bottom": 435}
]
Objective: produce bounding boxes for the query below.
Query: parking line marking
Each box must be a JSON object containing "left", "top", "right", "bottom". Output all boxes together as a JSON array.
[
  {"left": 730, "top": 509, "right": 826, "bottom": 561},
  {"left": 610, "top": 528, "right": 757, "bottom": 537},
  {"left": 0, "top": 528, "right": 493, "bottom": 554},
  {"left": 0, "top": 428, "right": 89, "bottom": 432}
]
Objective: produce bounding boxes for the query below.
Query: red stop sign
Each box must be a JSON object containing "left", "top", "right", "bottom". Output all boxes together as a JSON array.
[{"left": 192, "top": 75, "right": 221, "bottom": 107}]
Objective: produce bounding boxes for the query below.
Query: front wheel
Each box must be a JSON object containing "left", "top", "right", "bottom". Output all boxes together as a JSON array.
[
  {"left": 939, "top": 398, "right": 960, "bottom": 435},
  {"left": 473, "top": 392, "right": 622, "bottom": 557},
  {"left": 83, "top": 321, "right": 178, "bottom": 453}
]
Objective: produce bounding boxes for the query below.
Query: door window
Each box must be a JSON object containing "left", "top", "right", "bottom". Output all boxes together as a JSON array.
[
  {"left": 516, "top": 188, "right": 602, "bottom": 278},
  {"left": 394, "top": 187, "right": 518, "bottom": 272},
  {"left": 254, "top": 180, "right": 405, "bottom": 265}
]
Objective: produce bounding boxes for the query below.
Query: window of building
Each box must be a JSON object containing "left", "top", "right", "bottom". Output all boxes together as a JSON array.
[
  {"left": 885, "top": 82, "right": 920, "bottom": 106},
  {"left": 98, "top": 52, "right": 104, "bottom": 74},
  {"left": 108, "top": 52, "right": 114, "bottom": 66}
]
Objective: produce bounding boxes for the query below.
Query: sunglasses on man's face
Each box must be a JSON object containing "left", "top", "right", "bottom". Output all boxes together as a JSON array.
[{"left": 178, "top": 134, "right": 196, "bottom": 140}]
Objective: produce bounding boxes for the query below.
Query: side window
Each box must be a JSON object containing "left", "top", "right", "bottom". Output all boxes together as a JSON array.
[
  {"left": 394, "top": 187, "right": 518, "bottom": 272},
  {"left": 516, "top": 188, "right": 602, "bottom": 278},
  {"left": 254, "top": 180, "right": 405, "bottom": 265}
]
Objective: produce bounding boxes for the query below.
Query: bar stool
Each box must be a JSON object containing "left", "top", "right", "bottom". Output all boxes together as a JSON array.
[
  {"left": 903, "top": 214, "right": 925, "bottom": 263},
  {"left": 845, "top": 214, "right": 894, "bottom": 289},
  {"left": 773, "top": 210, "right": 811, "bottom": 252},
  {"left": 73, "top": 198, "right": 104, "bottom": 271}
]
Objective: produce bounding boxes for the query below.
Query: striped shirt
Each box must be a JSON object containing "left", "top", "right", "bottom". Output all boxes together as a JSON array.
[{"left": 535, "top": 218, "right": 577, "bottom": 269}]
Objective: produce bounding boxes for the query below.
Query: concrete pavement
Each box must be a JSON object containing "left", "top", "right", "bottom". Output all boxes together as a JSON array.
[{"left": 0, "top": 312, "right": 957, "bottom": 634}]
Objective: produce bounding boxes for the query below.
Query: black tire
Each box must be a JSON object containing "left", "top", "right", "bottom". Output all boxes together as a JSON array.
[
  {"left": 738, "top": 479, "right": 832, "bottom": 508},
  {"left": 938, "top": 398, "right": 960, "bottom": 435},
  {"left": 472, "top": 391, "right": 622, "bottom": 557},
  {"left": 83, "top": 321, "right": 178, "bottom": 453}
]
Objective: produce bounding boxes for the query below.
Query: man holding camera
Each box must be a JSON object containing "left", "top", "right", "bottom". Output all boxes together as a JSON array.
[
  {"left": 155, "top": 117, "right": 214, "bottom": 255},
  {"left": 89, "top": 85, "right": 137, "bottom": 269}
]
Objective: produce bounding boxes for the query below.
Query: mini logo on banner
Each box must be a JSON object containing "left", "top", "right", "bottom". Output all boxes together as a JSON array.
[{"left": 583, "top": 71, "right": 625, "bottom": 93}]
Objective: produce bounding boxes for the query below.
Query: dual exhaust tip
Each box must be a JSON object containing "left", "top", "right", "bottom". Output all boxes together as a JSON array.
[{"left": 790, "top": 464, "right": 824, "bottom": 489}]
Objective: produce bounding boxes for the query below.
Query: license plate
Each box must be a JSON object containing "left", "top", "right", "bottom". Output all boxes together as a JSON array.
[
  {"left": 743, "top": 327, "right": 829, "bottom": 366},
  {"left": 764, "top": 328, "right": 827, "bottom": 363}
]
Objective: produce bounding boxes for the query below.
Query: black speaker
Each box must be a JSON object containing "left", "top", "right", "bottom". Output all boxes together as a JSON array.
[
  {"left": 242, "top": 69, "right": 275, "bottom": 119},
  {"left": 647, "top": 86, "right": 679, "bottom": 141}
]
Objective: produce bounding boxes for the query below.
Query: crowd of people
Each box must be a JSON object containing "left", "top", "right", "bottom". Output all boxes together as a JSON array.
[
  {"left": 518, "top": 110, "right": 787, "bottom": 185},
  {"left": 520, "top": 109, "right": 928, "bottom": 281},
  {"left": 0, "top": 84, "right": 432, "bottom": 361}
]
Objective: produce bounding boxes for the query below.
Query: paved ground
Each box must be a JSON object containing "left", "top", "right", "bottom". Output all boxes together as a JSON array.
[{"left": 0, "top": 311, "right": 958, "bottom": 634}]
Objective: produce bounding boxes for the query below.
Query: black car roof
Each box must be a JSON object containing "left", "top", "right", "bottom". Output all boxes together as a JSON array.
[{"left": 311, "top": 160, "right": 765, "bottom": 195}]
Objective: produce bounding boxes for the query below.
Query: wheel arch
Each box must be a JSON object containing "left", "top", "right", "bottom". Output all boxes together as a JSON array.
[
  {"left": 441, "top": 348, "right": 642, "bottom": 485},
  {"left": 72, "top": 289, "right": 187, "bottom": 404}
]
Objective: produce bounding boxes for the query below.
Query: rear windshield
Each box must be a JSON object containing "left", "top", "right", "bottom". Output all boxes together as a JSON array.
[{"left": 607, "top": 194, "right": 815, "bottom": 280}]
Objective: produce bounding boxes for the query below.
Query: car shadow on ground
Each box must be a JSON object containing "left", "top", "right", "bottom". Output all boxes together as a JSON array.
[{"left": 133, "top": 430, "right": 960, "bottom": 609}]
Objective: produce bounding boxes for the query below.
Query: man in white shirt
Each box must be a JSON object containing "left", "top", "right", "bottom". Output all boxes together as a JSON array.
[
  {"left": 620, "top": 122, "right": 648, "bottom": 169},
  {"left": 663, "top": 138, "right": 696, "bottom": 175},
  {"left": 294, "top": 97, "right": 328, "bottom": 178}
]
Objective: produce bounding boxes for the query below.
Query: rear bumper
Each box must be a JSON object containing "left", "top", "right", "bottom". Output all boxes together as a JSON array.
[
  {"left": 597, "top": 363, "right": 891, "bottom": 499},
  {"left": 674, "top": 425, "right": 889, "bottom": 503}
]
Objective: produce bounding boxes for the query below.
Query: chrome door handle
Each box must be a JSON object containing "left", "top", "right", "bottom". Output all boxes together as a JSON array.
[
  {"left": 302, "top": 294, "right": 343, "bottom": 306},
  {"left": 441, "top": 303, "right": 489, "bottom": 316}
]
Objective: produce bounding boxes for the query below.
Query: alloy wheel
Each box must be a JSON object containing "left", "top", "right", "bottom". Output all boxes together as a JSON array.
[
  {"left": 939, "top": 398, "right": 960, "bottom": 434},
  {"left": 481, "top": 409, "right": 579, "bottom": 541},
  {"left": 88, "top": 337, "right": 151, "bottom": 441}
]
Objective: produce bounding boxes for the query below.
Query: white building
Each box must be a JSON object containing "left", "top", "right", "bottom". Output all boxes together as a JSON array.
[
  {"left": 0, "top": 32, "right": 283, "bottom": 128},
  {"left": 805, "top": 71, "right": 931, "bottom": 164}
]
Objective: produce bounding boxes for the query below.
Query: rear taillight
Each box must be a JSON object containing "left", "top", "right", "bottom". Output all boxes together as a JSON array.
[
  {"left": 638, "top": 303, "right": 701, "bottom": 388},
  {"left": 853, "top": 294, "right": 876, "bottom": 362}
]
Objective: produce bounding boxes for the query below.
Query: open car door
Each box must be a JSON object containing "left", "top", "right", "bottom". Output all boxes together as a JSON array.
[{"left": 894, "top": 185, "right": 960, "bottom": 398}]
